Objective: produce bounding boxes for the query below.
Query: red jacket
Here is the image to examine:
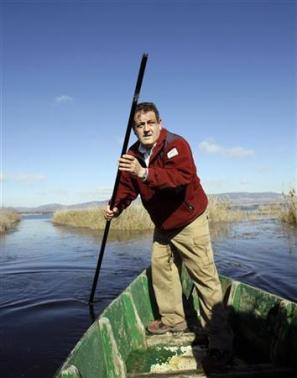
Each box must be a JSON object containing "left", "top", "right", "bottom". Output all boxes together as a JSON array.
[{"left": 114, "top": 128, "right": 208, "bottom": 231}]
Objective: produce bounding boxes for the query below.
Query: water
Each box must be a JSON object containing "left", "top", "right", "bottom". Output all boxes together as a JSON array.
[{"left": 0, "top": 214, "right": 296, "bottom": 378}]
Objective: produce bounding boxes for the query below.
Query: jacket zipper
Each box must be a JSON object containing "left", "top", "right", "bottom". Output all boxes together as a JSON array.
[{"left": 185, "top": 201, "right": 194, "bottom": 211}]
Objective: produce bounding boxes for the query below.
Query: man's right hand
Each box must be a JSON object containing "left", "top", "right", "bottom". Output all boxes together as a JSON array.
[{"left": 104, "top": 205, "right": 120, "bottom": 221}]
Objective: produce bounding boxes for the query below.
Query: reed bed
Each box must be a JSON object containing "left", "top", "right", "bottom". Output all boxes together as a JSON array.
[
  {"left": 53, "top": 208, "right": 105, "bottom": 230},
  {"left": 0, "top": 209, "right": 21, "bottom": 233},
  {"left": 207, "top": 196, "right": 246, "bottom": 223},
  {"left": 254, "top": 203, "right": 284, "bottom": 219},
  {"left": 280, "top": 189, "right": 297, "bottom": 226},
  {"left": 53, "top": 205, "right": 154, "bottom": 231},
  {"left": 53, "top": 196, "right": 246, "bottom": 231}
]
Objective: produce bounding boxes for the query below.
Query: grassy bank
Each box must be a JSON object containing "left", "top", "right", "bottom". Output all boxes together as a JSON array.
[
  {"left": 281, "top": 189, "right": 297, "bottom": 226},
  {"left": 0, "top": 209, "right": 21, "bottom": 233},
  {"left": 53, "top": 205, "right": 153, "bottom": 231},
  {"left": 52, "top": 197, "right": 246, "bottom": 231}
]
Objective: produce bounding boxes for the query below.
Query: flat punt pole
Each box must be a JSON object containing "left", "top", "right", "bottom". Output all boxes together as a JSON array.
[{"left": 89, "top": 54, "right": 148, "bottom": 304}]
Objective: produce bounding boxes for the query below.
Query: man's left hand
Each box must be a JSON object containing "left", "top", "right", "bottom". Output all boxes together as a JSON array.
[{"left": 119, "top": 154, "right": 146, "bottom": 179}]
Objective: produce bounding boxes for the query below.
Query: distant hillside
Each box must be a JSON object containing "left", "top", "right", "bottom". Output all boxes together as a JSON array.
[
  {"left": 213, "top": 192, "right": 284, "bottom": 206},
  {"left": 12, "top": 192, "right": 284, "bottom": 213},
  {"left": 15, "top": 201, "right": 107, "bottom": 214}
]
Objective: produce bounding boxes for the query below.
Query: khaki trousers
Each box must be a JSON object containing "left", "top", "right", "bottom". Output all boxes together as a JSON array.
[{"left": 151, "top": 210, "right": 233, "bottom": 350}]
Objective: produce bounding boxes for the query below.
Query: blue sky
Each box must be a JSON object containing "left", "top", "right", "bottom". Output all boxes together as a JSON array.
[{"left": 1, "top": 0, "right": 296, "bottom": 207}]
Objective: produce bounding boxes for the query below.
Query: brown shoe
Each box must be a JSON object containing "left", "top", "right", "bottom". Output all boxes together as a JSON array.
[{"left": 147, "top": 320, "right": 188, "bottom": 334}]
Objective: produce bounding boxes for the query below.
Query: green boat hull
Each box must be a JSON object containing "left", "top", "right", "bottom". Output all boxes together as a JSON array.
[{"left": 56, "top": 267, "right": 297, "bottom": 377}]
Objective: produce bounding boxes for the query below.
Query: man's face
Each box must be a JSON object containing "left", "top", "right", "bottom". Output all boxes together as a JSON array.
[{"left": 134, "top": 110, "right": 162, "bottom": 149}]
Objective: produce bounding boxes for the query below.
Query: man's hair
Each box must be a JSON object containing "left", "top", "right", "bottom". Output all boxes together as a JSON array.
[{"left": 135, "top": 102, "right": 160, "bottom": 122}]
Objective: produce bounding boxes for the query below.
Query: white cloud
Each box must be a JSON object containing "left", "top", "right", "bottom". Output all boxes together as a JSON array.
[
  {"left": 60, "top": 188, "right": 112, "bottom": 200},
  {"left": 240, "top": 178, "right": 250, "bottom": 185},
  {"left": 202, "top": 178, "right": 228, "bottom": 194},
  {"left": 203, "top": 178, "right": 226, "bottom": 188},
  {"left": 256, "top": 166, "right": 271, "bottom": 173},
  {"left": 199, "top": 139, "right": 255, "bottom": 158},
  {"left": 54, "top": 94, "right": 73, "bottom": 104},
  {"left": 7, "top": 174, "right": 47, "bottom": 184},
  {"left": 47, "top": 187, "right": 112, "bottom": 202},
  {"left": 94, "top": 187, "right": 112, "bottom": 200}
]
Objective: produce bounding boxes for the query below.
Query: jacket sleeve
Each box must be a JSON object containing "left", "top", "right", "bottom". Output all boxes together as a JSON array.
[
  {"left": 146, "top": 138, "right": 196, "bottom": 190},
  {"left": 112, "top": 171, "right": 139, "bottom": 213}
]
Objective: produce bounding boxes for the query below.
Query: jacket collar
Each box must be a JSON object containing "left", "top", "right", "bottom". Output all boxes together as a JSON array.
[{"left": 149, "top": 128, "right": 167, "bottom": 162}]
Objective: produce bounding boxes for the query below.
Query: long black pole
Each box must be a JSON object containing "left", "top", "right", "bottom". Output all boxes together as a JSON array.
[{"left": 89, "top": 54, "right": 148, "bottom": 304}]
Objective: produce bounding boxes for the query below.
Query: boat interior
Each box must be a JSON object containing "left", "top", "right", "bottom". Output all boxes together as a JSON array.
[{"left": 57, "top": 267, "right": 297, "bottom": 377}]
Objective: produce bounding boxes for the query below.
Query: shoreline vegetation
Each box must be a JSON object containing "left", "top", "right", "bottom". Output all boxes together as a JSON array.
[
  {"left": 52, "top": 204, "right": 153, "bottom": 231},
  {"left": 4, "top": 190, "right": 294, "bottom": 234},
  {"left": 52, "top": 193, "right": 297, "bottom": 231},
  {"left": 0, "top": 209, "right": 21, "bottom": 234},
  {"left": 280, "top": 189, "right": 297, "bottom": 226}
]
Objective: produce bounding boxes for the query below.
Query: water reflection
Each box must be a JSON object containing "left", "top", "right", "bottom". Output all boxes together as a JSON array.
[
  {"left": 53, "top": 222, "right": 152, "bottom": 243},
  {"left": 209, "top": 221, "right": 233, "bottom": 240},
  {"left": 279, "top": 222, "right": 297, "bottom": 255},
  {"left": 53, "top": 218, "right": 237, "bottom": 244}
]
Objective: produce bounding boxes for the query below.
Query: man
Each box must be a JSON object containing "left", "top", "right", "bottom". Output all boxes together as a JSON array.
[{"left": 104, "top": 102, "right": 233, "bottom": 367}]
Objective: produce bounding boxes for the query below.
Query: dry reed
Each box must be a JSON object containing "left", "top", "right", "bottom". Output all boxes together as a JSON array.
[
  {"left": 53, "top": 196, "right": 246, "bottom": 231},
  {"left": 280, "top": 189, "right": 297, "bottom": 226},
  {"left": 254, "top": 203, "right": 283, "bottom": 219},
  {"left": 0, "top": 209, "right": 21, "bottom": 233},
  {"left": 52, "top": 205, "right": 153, "bottom": 231},
  {"left": 207, "top": 196, "right": 246, "bottom": 223}
]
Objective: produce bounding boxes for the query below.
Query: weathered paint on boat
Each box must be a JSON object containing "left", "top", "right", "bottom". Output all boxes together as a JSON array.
[{"left": 56, "top": 267, "right": 297, "bottom": 377}]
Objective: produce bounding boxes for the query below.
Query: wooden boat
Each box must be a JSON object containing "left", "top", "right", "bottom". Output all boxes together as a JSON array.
[{"left": 56, "top": 267, "right": 297, "bottom": 377}]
